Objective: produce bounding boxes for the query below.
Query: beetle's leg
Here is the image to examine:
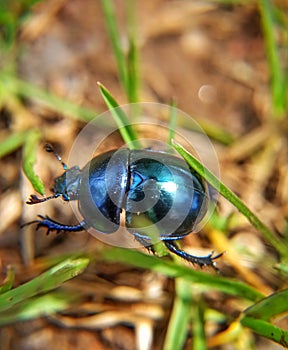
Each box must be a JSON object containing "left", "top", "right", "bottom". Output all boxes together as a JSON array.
[
  {"left": 23, "top": 215, "right": 85, "bottom": 234},
  {"left": 26, "top": 194, "right": 61, "bottom": 205},
  {"left": 164, "top": 240, "right": 223, "bottom": 270}
]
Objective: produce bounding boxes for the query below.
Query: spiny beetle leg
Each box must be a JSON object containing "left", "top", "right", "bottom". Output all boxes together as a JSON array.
[
  {"left": 23, "top": 215, "right": 85, "bottom": 234},
  {"left": 164, "top": 240, "right": 223, "bottom": 270}
]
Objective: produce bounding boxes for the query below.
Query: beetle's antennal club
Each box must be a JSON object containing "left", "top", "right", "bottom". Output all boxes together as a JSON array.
[
  {"left": 45, "top": 144, "right": 67, "bottom": 170},
  {"left": 26, "top": 194, "right": 59, "bottom": 205}
]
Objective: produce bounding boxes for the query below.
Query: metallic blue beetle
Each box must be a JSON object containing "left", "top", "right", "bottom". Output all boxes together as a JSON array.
[{"left": 27, "top": 144, "right": 222, "bottom": 268}]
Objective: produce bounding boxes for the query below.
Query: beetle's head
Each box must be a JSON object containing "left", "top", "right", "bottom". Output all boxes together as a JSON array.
[{"left": 26, "top": 144, "right": 82, "bottom": 205}]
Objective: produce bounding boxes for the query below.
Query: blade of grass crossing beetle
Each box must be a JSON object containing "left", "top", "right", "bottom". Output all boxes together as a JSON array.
[
  {"left": 101, "top": 247, "right": 264, "bottom": 301},
  {"left": 98, "top": 82, "right": 141, "bottom": 149},
  {"left": 22, "top": 129, "right": 45, "bottom": 195},
  {"left": 172, "top": 141, "right": 288, "bottom": 258}
]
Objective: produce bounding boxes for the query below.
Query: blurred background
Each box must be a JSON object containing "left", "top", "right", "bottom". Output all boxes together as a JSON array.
[{"left": 0, "top": 0, "right": 287, "bottom": 349}]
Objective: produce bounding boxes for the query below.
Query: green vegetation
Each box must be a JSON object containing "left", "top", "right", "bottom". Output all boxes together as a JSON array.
[{"left": 0, "top": 1, "right": 287, "bottom": 349}]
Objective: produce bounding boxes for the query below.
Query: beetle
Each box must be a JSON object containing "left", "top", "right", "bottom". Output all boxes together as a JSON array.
[{"left": 26, "top": 144, "right": 222, "bottom": 268}]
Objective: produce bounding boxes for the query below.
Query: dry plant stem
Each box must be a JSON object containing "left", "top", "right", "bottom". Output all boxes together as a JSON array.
[
  {"left": 222, "top": 125, "right": 272, "bottom": 162},
  {"left": 21, "top": 0, "right": 68, "bottom": 40},
  {"left": 207, "top": 321, "right": 242, "bottom": 348},
  {"left": 208, "top": 228, "right": 273, "bottom": 295}
]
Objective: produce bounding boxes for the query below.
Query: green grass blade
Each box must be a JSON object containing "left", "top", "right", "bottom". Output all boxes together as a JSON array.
[
  {"left": 172, "top": 141, "right": 288, "bottom": 258},
  {"left": 275, "top": 262, "right": 288, "bottom": 277},
  {"left": 0, "top": 9, "right": 17, "bottom": 49},
  {"left": 7, "top": 76, "right": 96, "bottom": 121},
  {"left": 240, "top": 316, "right": 288, "bottom": 347},
  {"left": 241, "top": 291, "right": 288, "bottom": 346},
  {"left": 0, "top": 130, "right": 29, "bottom": 158},
  {"left": 197, "top": 119, "right": 235, "bottom": 145},
  {"left": 0, "top": 266, "right": 15, "bottom": 294},
  {"left": 0, "top": 291, "right": 79, "bottom": 326},
  {"left": 126, "top": 37, "right": 139, "bottom": 103},
  {"left": 101, "top": 0, "right": 140, "bottom": 103},
  {"left": 126, "top": 0, "right": 139, "bottom": 103},
  {"left": 0, "top": 257, "right": 89, "bottom": 313},
  {"left": 192, "top": 296, "right": 207, "bottom": 350},
  {"left": 101, "top": 247, "right": 264, "bottom": 301},
  {"left": 101, "top": 0, "right": 128, "bottom": 96},
  {"left": 163, "top": 278, "right": 193, "bottom": 350},
  {"left": 22, "top": 129, "right": 45, "bottom": 195},
  {"left": 258, "top": 0, "right": 287, "bottom": 117},
  {"left": 98, "top": 82, "right": 141, "bottom": 149},
  {"left": 243, "top": 289, "right": 288, "bottom": 321}
]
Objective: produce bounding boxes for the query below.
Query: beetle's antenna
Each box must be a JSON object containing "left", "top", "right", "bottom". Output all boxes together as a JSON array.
[
  {"left": 26, "top": 194, "right": 60, "bottom": 205},
  {"left": 45, "top": 144, "right": 67, "bottom": 170}
]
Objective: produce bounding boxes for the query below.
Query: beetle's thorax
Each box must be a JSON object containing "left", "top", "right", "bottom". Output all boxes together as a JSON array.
[{"left": 53, "top": 165, "right": 81, "bottom": 201}]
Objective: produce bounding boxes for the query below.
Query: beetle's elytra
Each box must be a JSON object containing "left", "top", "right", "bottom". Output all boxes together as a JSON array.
[{"left": 26, "top": 145, "right": 222, "bottom": 269}]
